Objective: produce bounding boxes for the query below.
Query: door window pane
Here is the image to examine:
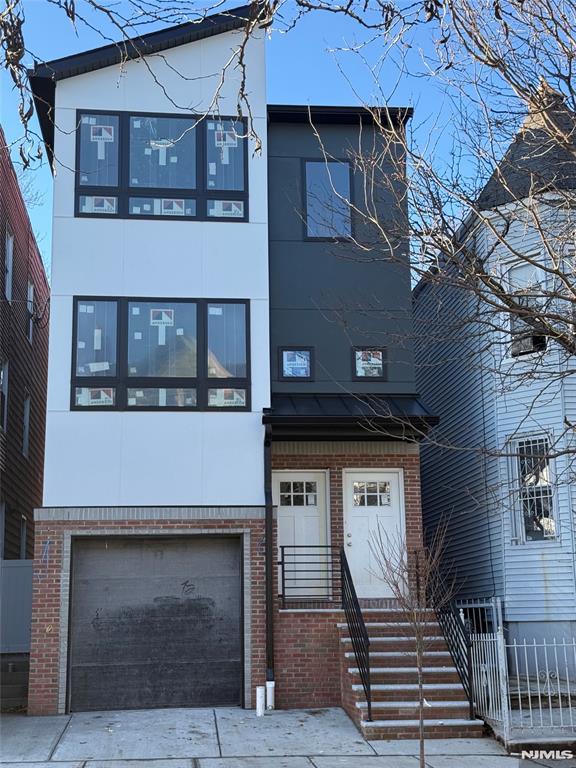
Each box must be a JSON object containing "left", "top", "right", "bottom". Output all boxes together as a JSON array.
[
  {"left": 128, "top": 301, "right": 197, "bottom": 377},
  {"left": 306, "top": 161, "right": 351, "bottom": 238},
  {"left": 207, "top": 303, "right": 247, "bottom": 378},
  {"left": 79, "top": 115, "right": 119, "bottom": 187},
  {"left": 206, "top": 120, "right": 245, "bottom": 191},
  {"left": 129, "top": 116, "right": 196, "bottom": 190},
  {"left": 127, "top": 387, "right": 197, "bottom": 407},
  {"left": 75, "top": 301, "right": 117, "bottom": 377}
]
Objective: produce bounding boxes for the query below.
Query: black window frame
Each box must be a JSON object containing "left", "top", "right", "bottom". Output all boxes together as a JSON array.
[
  {"left": 351, "top": 346, "right": 388, "bottom": 381},
  {"left": 71, "top": 296, "right": 251, "bottom": 412},
  {"left": 303, "top": 157, "right": 354, "bottom": 241},
  {"left": 75, "top": 110, "right": 249, "bottom": 223},
  {"left": 278, "top": 346, "right": 315, "bottom": 382}
]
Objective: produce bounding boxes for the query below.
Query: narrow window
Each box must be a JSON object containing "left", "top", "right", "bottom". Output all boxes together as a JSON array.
[
  {"left": 515, "top": 436, "right": 556, "bottom": 541},
  {"left": 19, "top": 515, "right": 27, "bottom": 559},
  {"left": 22, "top": 392, "right": 30, "bottom": 458},
  {"left": 0, "top": 360, "right": 8, "bottom": 431},
  {"left": 4, "top": 227, "right": 13, "bottom": 301},
  {"left": 78, "top": 114, "right": 120, "bottom": 188},
  {"left": 27, "top": 280, "right": 34, "bottom": 343},
  {"left": 305, "top": 160, "right": 352, "bottom": 239},
  {"left": 507, "top": 262, "right": 547, "bottom": 357}
]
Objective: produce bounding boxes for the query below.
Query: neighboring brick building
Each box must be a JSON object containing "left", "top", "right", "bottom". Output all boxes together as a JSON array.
[
  {"left": 0, "top": 125, "right": 49, "bottom": 560},
  {"left": 0, "top": 124, "right": 49, "bottom": 710}
]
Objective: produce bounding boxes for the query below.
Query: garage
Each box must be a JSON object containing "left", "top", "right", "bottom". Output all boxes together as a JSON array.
[{"left": 68, "top": 536, "right": 243, "bottom": 712}]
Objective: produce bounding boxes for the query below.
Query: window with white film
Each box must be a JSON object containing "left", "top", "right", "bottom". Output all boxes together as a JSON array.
[
  {"left": 27, "top": 280, "right": 34, "bottom": 342},
  {"left": 515, "top": 436, "right": 556, "bottom": 541}
]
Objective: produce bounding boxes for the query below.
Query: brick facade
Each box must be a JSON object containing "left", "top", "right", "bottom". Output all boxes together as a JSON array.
[
  {"left": 0, "top": 126, "right": 49, "bottom": 559},
  {"left": 272, "top": 440, "right": 424, "bottom": 710},
  {"left": 28, "top": 441, "right": 424, "bottom": 716},
  {"left": 28, "top": 513, "right": 267, "bottom": 715}
]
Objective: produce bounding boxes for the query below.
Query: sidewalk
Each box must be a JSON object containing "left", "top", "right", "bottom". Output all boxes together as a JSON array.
[{"left": 0, "top": 707, "right": 570, "bottom": 767}]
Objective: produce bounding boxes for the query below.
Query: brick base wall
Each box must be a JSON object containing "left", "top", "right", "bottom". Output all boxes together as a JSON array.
[
  {"left": 272, "top": 440, "right": 424, "bottom": 711},
  {"left": 274, "top": 609, "right": 342, "bottom": 709},
  {"left": 28, "top": 514, "right": 266, "bottom": 715}
]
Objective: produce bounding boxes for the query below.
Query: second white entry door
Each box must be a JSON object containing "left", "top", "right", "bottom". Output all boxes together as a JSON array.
[
  {"left": 274, "top": 472, "right": 328, "bottom": 597},
  {"left": 343, "top": 470, "right": 404, "bottom": 598}
]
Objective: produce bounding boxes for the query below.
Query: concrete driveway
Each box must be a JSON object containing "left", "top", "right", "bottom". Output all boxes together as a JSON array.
[{"left": 0, "top": 707, "right": 567, "bottom": 767}]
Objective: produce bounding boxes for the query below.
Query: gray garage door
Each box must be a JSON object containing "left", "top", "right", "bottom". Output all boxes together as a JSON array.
[{"left": 68, "top": 536, "right": 242, "bottom": 712}]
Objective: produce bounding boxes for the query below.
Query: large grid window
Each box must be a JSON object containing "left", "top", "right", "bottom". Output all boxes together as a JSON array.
[
  {"left": 76, "top": 112, "right": 248, "bottom": 221},
  {"left": 72, "top": 297, "right": 250, "bottom": 410},
  {"left": 515, "top": 436, "right": 556, "bottom": 542}
]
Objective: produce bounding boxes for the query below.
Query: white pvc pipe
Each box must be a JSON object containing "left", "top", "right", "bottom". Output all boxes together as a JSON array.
[
  {"left": 266, "top": 680, "right": 275, "bottom": 710},
  {"left": 256, "top": 685, "right": 266, "bottom": 716}
]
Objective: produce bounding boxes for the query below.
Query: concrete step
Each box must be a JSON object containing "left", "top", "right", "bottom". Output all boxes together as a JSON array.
[
  {"left": 356, "top": 609, "right": 437, "bottom": 623},
  {"left": 351, "top": 683, "right": 468, "bottom": 701},
  {"left": 341, "top": 636, "right": 447, "bottom": 651},
  {"left": 360, "top": 718, "right": 485, "bottom": 740},
  {"left": 348, "top": 667, "right": 462, "bottom": 685},
  {"left": 345, "top": 650, "right": 453, "bottom": 666},
  {"left": 338, "top": 621, "right": 442, "bottom": 637}
]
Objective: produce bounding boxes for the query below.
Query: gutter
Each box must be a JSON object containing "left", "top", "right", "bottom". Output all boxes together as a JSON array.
[{"left": 263, "top": 422, "right": 274, "bottom": 682}]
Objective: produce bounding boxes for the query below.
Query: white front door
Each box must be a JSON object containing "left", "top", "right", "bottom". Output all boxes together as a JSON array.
[
  {"left": 273, "top": 472, "right": 328, "bottom": 598},
  {"left": 343, "top": 470, "right": 404, "bottom": 598}
]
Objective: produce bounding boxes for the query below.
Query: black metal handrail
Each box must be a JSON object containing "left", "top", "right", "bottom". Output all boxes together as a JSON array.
[
  {"left": 340, "top": 545, "right": 372, "bottom": 721},
  {"left": 278, "top": 545, "right": 341, "bottom": 606},
  {"left": 435, "top": 601, "right": 474, "bottom": 720}
]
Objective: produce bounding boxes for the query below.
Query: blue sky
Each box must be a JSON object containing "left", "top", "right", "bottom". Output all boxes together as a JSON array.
[{"left": 0, "top": 2, "right": 449, "bottom": 273}]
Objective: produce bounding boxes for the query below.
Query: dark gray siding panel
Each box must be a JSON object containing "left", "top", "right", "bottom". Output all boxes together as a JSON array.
[
  {"left": 69, "top": 536, "right": 242, "bottom": 712},
  {"left": 268, "top": 120, "right": 415, "bottom": 395}
]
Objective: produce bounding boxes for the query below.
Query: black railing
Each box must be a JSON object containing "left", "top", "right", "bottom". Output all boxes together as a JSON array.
[
  {"left": 340, "top": 545, "right": 372, "bottom": 721},
  {"left": 278, "top": 545, "right": 341, "bottom": 607},
  {"left": 436, "top": 602, "right": 474, "bottom": 720}
]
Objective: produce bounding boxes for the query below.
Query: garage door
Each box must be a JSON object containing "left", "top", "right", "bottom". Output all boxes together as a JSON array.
[{"left": 68, "top": 536, "right": 242, "bottom": 712}]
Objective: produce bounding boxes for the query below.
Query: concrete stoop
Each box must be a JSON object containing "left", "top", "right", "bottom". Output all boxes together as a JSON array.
[{"left": 338, "top": 609, "right": 485, "bottom": 740}]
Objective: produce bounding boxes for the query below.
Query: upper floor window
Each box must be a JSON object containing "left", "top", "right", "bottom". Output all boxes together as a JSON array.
[
  {"left": 279, "top": 347, "right": 314, "bottom": 380},
  {"left": 26, "top": 280, "right": 34, "bottom": 343},
  {"left": 22, "top": 391, "right": 30, "bottom": 458},
  {"left": 352, "top": 347, "right": 387, "bottom": 380},
  {"left": 76, "top": 112, "right": 248, "bottom": 221},
  {"left": 513, "top": 436, "right": 556, "bottom": 542},
  {"left": 0, "top": 360, "right": 8, "bottom": 430},
  {"left": 4, "top": 227, "right": 13, "bottom": 302},
  {"left": 72, "top": 297, "right": 250, "bottom": 411},
  {"left": 507, "top": 261, "right": 547, "bottom": 357},
  {"left": 305, "top": 160, "right": 352, "bottom": 239}
]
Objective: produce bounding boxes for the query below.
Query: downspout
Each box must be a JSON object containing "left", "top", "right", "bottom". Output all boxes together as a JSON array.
[{"left": 264, "top": 422, "right": 275, "bottom": 682}]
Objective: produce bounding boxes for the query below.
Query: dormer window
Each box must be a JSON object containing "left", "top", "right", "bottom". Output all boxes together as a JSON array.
[{"left": 76, "top": 112, "right": 248, "bottom": 221}]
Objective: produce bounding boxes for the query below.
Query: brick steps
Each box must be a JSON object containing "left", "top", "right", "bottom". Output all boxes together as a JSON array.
[
  {"left": 338, "top": 610, "right": 484, "bottom": 740},
  {"left": 351, "top": 683, "right": 468, "bottom": 701},
  {"left": 361, "top": 718, "right": 486, "bottom": 740}
]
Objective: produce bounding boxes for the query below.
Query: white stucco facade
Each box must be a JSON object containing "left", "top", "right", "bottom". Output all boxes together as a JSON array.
[{"left": 44, "top": 29, "right": 270, "bottom": 507}]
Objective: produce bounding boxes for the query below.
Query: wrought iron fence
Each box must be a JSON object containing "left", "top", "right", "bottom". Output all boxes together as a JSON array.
[
  {"left": 277, "top": 545, "right": 341, "bottom": 606},
  {"left": 340, "top": 545, "right": 372, "bottom": 721},
  {"left": 470, "top": 627, "right": 576, "bottom": 744},
  {"left": 435, "top": 602, "right": 474, "bottom": 720}
]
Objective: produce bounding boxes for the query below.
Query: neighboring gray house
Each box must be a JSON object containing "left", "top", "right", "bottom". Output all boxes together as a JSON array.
[{"left": 414, "top": 104, "right": 576, "bottom": 645}]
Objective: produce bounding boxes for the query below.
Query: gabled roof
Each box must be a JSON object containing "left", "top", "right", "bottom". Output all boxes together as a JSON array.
[{"left": 28, "top": 4, "right": 253, "bottom": 164}]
